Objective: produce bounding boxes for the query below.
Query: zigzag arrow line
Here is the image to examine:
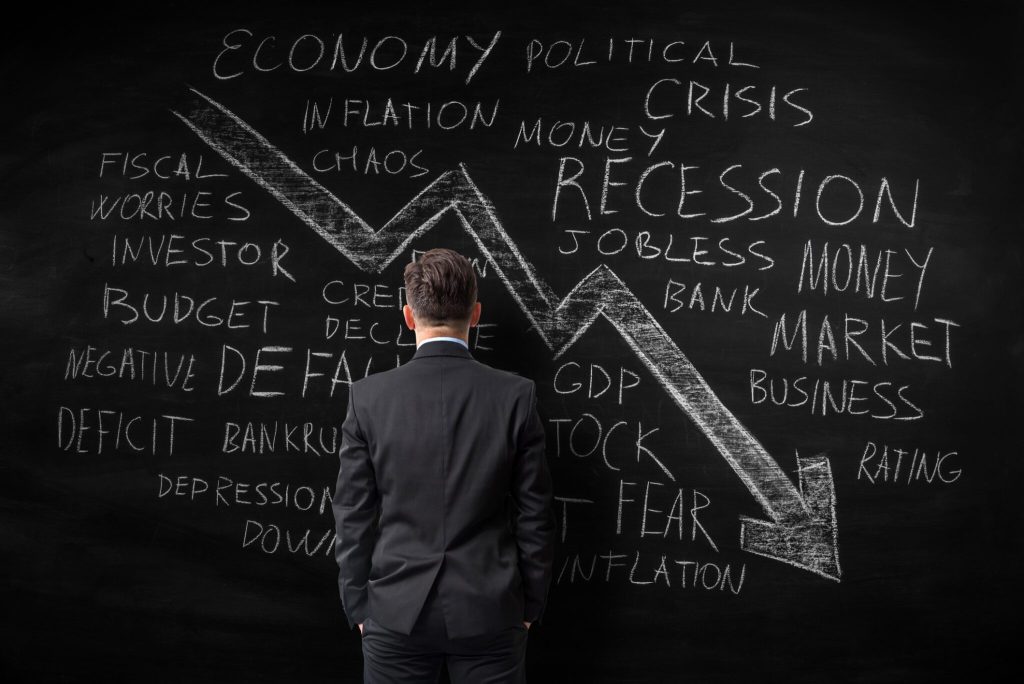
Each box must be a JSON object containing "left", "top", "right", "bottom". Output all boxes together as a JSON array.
[{"left": 172, "top": 87, "right": 841, "bottom": 581}]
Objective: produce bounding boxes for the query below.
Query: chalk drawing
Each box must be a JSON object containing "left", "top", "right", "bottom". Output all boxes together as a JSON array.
[{"left": 172, "top": 87, "right": 841, "bottom": 580}]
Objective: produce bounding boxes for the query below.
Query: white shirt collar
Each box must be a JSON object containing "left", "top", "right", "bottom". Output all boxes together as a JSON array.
[{"left": 416, "top": 336, "right": 469, "bottom": 349}]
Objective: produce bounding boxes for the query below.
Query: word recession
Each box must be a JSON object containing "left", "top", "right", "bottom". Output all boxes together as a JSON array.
[{"left": 553, "top": 159, "right": 919, "bottom": 229}]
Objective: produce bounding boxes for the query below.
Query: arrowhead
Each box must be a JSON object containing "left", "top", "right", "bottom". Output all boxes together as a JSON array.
[{"left": 739, "top": 453, "right": 841, "bottom": 581}]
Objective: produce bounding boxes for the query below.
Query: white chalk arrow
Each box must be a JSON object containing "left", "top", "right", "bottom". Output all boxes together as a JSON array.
[{"left": 172, "top": 88, "right": 841, "bottom": 580}]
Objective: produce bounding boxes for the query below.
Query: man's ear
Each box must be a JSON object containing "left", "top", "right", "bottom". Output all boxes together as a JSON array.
[
  {"left": 403, "top": 304, "right": 416, "bottom": 330},
  {"left": 469, "top": 301, "right": 482, "bottom": 327}
]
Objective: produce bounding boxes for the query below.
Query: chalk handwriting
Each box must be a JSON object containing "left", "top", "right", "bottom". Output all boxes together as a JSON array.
[{"left": 171, "top": 87, "right": 843, "bottom": 579}]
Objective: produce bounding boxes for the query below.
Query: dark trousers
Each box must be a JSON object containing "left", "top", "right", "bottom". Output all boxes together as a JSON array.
[{"left": 360, "top": 580, "right": 528, "bottom": 683}]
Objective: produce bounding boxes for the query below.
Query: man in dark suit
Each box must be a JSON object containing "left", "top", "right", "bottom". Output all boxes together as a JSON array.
[{"left": 333, "top": 248, "right": 556, "bottom": 683}]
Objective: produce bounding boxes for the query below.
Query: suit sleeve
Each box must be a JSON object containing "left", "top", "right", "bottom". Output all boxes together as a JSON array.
[
  {"left": 511, "top": 380, "right": 556, "bottom": 624},
  {"left": 332, "top": 383, "right": 380, "bottom": 630}
]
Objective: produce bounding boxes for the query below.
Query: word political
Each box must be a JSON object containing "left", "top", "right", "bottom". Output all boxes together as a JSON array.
[{"left": 525, "top": 38, "right": 760, "bottom": 71}]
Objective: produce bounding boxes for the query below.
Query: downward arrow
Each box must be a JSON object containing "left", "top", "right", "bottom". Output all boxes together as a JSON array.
[
  {"left": 172, "top": 87, "right": 841, "bottom": 581},
  {"left": 740, "top": 453, "right": 840, "bottom": 580}
]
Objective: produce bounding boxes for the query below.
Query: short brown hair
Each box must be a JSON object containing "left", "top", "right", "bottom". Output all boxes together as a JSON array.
[{"left": 403, "top": 248, "right": 477, "bottom": 326}]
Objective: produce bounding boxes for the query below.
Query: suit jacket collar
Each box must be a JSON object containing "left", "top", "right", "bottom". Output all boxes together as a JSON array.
[{"left": 410, "top": 339, "right": 475, "bottom": 362}]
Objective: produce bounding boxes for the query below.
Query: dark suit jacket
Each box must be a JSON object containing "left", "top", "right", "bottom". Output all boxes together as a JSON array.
[{"left": 332, "top": 339, "right": 556, "bottom": 639}]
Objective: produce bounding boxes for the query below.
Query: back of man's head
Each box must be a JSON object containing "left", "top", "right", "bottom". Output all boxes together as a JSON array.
[{"left": 403, "top": 248, "right": 478, "bottom": 328}]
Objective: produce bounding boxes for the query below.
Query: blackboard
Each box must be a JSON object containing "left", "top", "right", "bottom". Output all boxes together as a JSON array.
[{"left": 2, "top": 2, "right": 1022, "bottom": 681}]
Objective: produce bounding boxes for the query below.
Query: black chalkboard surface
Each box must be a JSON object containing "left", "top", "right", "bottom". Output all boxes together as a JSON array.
[{"left": 2, "top": 2, "right": 1021, "bottom": 681}]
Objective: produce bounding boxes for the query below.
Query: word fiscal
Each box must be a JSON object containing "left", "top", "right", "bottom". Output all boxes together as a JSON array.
[{"left": 98, "top": 152, "right": 227, "bottom": 180}]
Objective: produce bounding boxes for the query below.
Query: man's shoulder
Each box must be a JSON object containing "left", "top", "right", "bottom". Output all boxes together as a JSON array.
[
  {"left": 473, "top": 361, "right": 535, "bottom": 393},
  {"left": 352, "top": 357, "right": 533, "bottom": 395}
]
